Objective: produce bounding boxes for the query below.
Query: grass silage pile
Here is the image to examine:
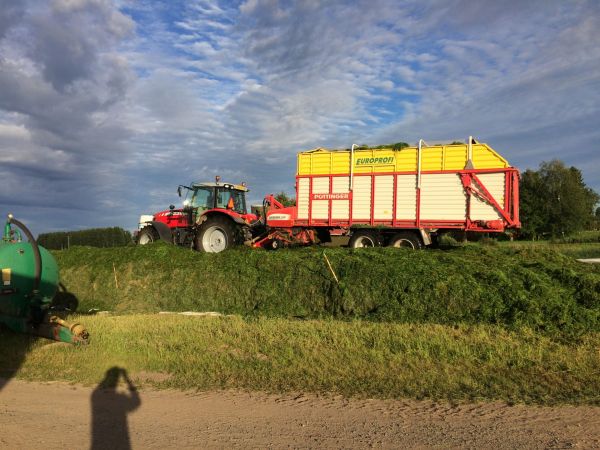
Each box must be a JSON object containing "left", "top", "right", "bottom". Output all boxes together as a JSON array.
[{"left": 54, "top": 244, "right": 600, "bottom": 340}]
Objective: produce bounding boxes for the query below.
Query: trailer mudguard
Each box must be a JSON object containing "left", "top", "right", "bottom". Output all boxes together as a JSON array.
[
  {"left": 197, "top": 210, "right": 249, "bottom": 225},
  {"left": 151, "top": 221, "right": 173, "bottom": 243}
]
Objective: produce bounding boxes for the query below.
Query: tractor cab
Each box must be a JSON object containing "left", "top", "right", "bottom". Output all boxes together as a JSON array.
[{"left": 179, "top": 177, "right": 249, "bottom": 219}]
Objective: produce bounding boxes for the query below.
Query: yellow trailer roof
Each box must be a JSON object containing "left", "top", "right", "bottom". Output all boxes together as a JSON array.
[{"left": 297, "top": 142, "right": 510, "bottom": 176}]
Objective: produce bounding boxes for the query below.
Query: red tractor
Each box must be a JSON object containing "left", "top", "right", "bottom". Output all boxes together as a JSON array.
[{"left": 137, "top": 177, "right": 259, "bottom": 252}]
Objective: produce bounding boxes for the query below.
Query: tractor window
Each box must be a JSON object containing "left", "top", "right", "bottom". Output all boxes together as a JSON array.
[
  {"left": 216, "top": 188, "right": 246, "bottom": 214},
  {"left": 190, "top": 187, "right": 215, "bottom": 210}
]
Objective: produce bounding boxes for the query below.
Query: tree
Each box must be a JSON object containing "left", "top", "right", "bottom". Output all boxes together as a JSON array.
[
  {"left": 274, "top": 191, "right": 296, "bottom": 207},
  {"left": 37, "top": 227, "right": 133, "bottom": 249},
  {"left": 519, "top": 160, "right": 599, "bottom": 238},
  {"left": 520, "top": 169, "right": 546, "bottom": 238}
]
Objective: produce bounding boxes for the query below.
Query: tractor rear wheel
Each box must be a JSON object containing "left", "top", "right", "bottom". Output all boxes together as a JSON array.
[
  {"left": 348, "top": 230, "right": 382, "bottom": 248},
  {"left": 137, "top": 226, "right": 159, "bottom": 245},
  {"left": 195, "top": 216, "right": 236, "bottom": 253}
]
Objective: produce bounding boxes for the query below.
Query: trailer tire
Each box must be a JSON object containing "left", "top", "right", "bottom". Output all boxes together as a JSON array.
[
  {"left": 268, "top": 238, "right": 283, "bottom": 250},
  {"left": 349, "top": 230, "right": 382, "bottom": 248},
  {"left": 195, "top": 216, "right": 236, "bottom": 253},
  {"left": 137, "top": 226, "right": 159, "bottom": 245},
  {"left": 388, "top": 232, "right": 422, "bottom": 250}
]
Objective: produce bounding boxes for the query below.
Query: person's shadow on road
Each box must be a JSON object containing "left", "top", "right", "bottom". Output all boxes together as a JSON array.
[{"left": 91, "top": 366, "right": 141, "bottom": 450}]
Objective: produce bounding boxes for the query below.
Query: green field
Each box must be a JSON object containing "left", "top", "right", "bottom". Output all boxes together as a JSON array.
[{"left": 2, "top": 242, "right": 599, "bottom": 404}]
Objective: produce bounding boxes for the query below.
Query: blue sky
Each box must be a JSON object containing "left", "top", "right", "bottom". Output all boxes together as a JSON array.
[{"left": 0, "top": 0, "right": 599, "bottom": 235}]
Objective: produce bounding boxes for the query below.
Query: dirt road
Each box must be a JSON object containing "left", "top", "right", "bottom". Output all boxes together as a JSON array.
[{"left": 0, "top": 379, "right": 598, "bottom": 449}]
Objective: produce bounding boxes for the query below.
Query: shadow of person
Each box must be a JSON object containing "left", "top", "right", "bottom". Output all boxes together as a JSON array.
[{"left": 91, "top": 367, "right": 141, "bottom": 450}]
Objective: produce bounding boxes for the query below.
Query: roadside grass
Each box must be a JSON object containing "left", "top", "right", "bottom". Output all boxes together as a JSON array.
[
  {"left": 52, "top": 244, "right": 600, "bottom": 340},
  {"left": 554, "top": 230, "right": 600, "bottom": 244},
  {"left": 2, "top": 315, "right": 598, "bottom": 405},
  {"left": 501, "top": 241, "right": 600, "bottom": 259}
]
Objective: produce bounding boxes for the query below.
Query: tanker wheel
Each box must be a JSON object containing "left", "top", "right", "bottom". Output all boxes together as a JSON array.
[
  {"left": 195, "top": 216, "right": 235, "bottom": 253},
  {"left": 137, "top": 226, "right": 159, "bottom": 245},
  {"left": 348, "top": 230, "right": 382, "bottom": 248},
  {"left": 388, "top": 232, "right": 422, "bottom": 250}
]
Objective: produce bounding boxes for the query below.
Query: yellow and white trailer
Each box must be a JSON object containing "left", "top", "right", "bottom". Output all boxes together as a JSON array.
[{"left": 261, "top": 137, "right": 520, "bottom": 248}]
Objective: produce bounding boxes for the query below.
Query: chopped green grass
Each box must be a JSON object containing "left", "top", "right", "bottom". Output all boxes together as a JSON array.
[
  {"left": 2, "top": 315, "right": 598, "bottom": 405},
  {"left": 52, "top": 244, "right": 600, "bottom": 341}
]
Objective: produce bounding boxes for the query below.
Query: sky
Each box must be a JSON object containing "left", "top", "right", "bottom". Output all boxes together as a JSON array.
[{"left": 0, "top": 0, "right": 599, "bottom": 235}]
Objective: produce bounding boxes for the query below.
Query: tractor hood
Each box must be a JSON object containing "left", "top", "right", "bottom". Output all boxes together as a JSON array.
[{"left": 153, "top": 208, "right": 190, "bottom": 228}]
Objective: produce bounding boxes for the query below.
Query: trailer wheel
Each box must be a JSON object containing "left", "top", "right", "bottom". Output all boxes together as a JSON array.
[
  {"left": 388, "top": 232, "right": 422, "bottom": 250},
  {"left": 349, "top": 230, "right": 381, "bottom": 248},
  {"left": 195, "top": 216, "right": 235, "bottom": 253},
  {"left": 137, "top": 226, "right": 159, "bottom": 245},
  {"left": 268, "top": 238, "right": 283, "bottom": 250}
]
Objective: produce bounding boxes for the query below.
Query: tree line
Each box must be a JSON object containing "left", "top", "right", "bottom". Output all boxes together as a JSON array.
[
  {"left": 520, "top": 160, "right": 599, "bottom": 239},
  {"left": 37, "top": 227, "right": 133, "bottom": 249}
]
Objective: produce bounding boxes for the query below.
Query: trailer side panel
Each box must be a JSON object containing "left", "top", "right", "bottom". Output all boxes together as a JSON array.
[{"left": 294, "top": 142, "right": 519, "bottom": 232}]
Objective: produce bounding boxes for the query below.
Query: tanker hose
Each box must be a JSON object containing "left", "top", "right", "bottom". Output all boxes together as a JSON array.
[{"left": 7, "top": 214, "right": 42, "bottom": 294}]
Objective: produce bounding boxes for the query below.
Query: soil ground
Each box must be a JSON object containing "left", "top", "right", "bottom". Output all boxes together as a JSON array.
[{"left": 1, "top": 379, "right": 598, "bottom": 449}]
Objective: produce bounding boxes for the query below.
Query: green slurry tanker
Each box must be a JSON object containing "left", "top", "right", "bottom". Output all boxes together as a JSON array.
[{"left": 0, "top": 214, "right": 88, "bottom": 344}]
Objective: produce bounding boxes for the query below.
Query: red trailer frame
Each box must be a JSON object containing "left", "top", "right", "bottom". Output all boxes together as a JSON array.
[{"left": 255, "top": 166, "right": 520, "bottom": 248}]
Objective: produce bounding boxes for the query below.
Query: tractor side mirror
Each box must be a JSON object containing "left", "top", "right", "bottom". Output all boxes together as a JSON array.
[{"left": 177, "top": 186, "right": 182, "bottom": 197}]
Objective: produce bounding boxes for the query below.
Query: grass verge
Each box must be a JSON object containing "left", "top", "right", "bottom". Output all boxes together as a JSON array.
[
  {"left": 2, "top": 315, "right": 598, "bottom": 405},
  {"left": 501, "top": 241, "right": 600, "bottom": 259},
  {"left": 52, "top": 244, "right": 600, "bottom": 340}
]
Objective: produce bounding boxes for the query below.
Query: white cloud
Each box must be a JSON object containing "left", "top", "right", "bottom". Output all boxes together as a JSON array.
[{"left": 0, "top": 0, "right": 599, "bottom": 233}]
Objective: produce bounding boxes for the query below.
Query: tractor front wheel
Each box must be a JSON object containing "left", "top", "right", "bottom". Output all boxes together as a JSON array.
[
  {"left": 137, "top": 226, "right": 159, "bottom": 245},
  {"left": 195, "top": 216, "right": 236, "bottom": 253}
]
